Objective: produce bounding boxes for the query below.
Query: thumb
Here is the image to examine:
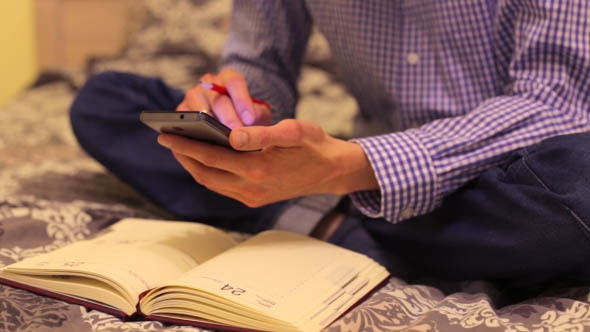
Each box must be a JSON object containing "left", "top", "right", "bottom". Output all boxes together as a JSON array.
[{"left": 230, "top": 120, "right": 305, "bottom": 151}]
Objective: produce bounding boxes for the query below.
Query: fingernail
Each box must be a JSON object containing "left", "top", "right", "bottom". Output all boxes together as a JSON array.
[
  {"left": 233, "top": 130, "right": 249, "bottom": 148},
  {"left": 158, "top": 135, "right": 171, "bottom": 148},
  {"left": 242, "top": 110, "right": 255, "bottom": 125}
]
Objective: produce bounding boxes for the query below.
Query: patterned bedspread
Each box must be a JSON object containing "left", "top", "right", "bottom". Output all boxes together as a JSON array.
[{"left": 1, "top": 1, "right": 589, "bottom": 331}]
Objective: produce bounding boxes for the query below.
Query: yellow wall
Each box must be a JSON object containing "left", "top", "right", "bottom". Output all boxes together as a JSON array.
[{"left": 0, "top": 1, "right": 38, "bottom": 106}]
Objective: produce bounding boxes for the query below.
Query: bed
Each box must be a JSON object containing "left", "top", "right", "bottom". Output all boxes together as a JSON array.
[{"left": 1, "top": 1, "right": 589, "bottom": 331}]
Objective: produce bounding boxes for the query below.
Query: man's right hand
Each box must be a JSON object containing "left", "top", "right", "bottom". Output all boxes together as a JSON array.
[{"left": 176, "top": 68, "right": 272, "bottom": 129}]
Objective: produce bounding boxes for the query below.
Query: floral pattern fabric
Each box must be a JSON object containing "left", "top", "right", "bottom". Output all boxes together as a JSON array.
[
  {"left": 0, "top": 1, "right": 588, "bottom": 331},
  {"left": 1, "top": 197, "right": 589, "bottom": 332}
]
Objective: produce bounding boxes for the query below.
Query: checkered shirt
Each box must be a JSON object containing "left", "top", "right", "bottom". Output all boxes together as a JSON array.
[{"left": 221, "top": 0, "right": 590, "bottom": 223}]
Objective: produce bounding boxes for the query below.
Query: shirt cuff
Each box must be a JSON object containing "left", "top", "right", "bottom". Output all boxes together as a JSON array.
[{"left": 349, "top": 130, "right": 438, "bottom": 223}]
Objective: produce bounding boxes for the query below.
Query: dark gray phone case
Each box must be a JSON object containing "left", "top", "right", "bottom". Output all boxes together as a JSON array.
[{"left": 140, "top": 111, "right": 232, "bottom": 149}]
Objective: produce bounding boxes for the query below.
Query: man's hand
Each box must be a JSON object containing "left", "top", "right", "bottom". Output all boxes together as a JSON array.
[
  {"left": 176, "top": 68, "right": 271, "bottom": 129},
  {"left": 157, "top": 119, "right": 379, "bottom": 207}
]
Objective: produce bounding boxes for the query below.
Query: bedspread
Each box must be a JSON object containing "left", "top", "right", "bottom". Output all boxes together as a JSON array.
[
  {"left": 1, "top": 196, "right": 589, "bottom": 332},
  {"left": 1, "top": 1, "right": 589, "bottom": 331}
]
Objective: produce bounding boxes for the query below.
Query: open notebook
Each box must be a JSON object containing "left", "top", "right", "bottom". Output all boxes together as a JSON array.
[{"left": 0, "top": 218, "right": 389, "bottom": 332}]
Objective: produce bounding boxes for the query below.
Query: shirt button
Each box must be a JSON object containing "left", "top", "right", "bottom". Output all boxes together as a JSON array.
[
  {"left": 407, "top": 52, "right": 420, "bottom": 65},
  {"left": 401, "top": 207, "right": 414, "bottom": 219}
]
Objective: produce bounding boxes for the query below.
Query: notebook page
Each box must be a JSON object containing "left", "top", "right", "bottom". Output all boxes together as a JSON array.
[
  {"left": 149, "top": 230, "right": 388, "bottom": 331},
  {"left": 2, "top": 218, "right": 236, "bottom": 302}
]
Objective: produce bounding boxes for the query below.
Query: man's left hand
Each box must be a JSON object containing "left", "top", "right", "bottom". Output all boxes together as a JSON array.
[{"left": 157, "top": 119, "right": 378, "bottom": 207}]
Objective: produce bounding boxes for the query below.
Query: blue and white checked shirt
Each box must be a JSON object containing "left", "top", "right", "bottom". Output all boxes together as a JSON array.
[{"left": 221, "top": 0, "right": 590, "bottom": 223}]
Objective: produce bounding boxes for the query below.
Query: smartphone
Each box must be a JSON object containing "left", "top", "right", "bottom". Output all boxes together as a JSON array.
[{"left": 140, "top": 111, "right": 232, "bottom": 149}]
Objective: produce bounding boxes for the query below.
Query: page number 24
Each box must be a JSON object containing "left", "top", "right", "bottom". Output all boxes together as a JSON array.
[{"left": 221, "top": 284, "right": 246, "bottom": 296}]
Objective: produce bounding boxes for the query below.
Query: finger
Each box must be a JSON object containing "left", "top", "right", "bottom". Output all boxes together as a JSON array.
[
  {"left": 211, "top": 93, "right": 244, "bottom": 129},
  {"left": 159, "top": 133, "right": 245, "bottom": 174},
  {"left": 230, "top": 119, "right": 325, "bottom": 151},
  {"left": 219, "top": 69, "right": 257, "bottom": 125},
  {"left": 253, "top": 103, "right": 272, "bottom": 126},
  {"left": 172, "top": 152, "right": 245, "bottom": 199},
  {"left": 204, "top": 74, "right": 243, "bottom": 128},
  {"left": 176, "top": 100, "right": 190, "bottom": 111},
  {"left": 181, "top": 73, "right": 216, "bottom": 111},
  {"left": 173, "top": 152, "right": 271, "bottom": 208},
  {"left": 173, "top": 152, "right": 239, "bottom": 188},
  {"left": 181, "top": 86, "right": 213, "bottom": 112},
  {"left": 230, "top": 119, "right": 308, "bottom": 151},
  {"left": 195, "top": 73, "right": 219, "bottom": 113}
]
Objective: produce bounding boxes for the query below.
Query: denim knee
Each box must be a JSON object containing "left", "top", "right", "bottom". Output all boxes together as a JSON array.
[
  {"left": 520, "top": 132, "right": 590, "bottom": 277},
  {"left": 71, "top": 71, "right": 121, "bottom": 127},
  {"left": 522, "top": 132, "right": 590, "bottom": 230}
]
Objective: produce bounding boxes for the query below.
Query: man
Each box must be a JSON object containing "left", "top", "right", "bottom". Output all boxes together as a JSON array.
[{"left": 70, "top": 1, "right": 590, "bottom": 304}]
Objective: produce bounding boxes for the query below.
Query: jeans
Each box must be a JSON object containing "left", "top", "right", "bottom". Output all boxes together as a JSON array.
[{"left": 70, "top": 71, "right": 590, "bottom": 305}]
